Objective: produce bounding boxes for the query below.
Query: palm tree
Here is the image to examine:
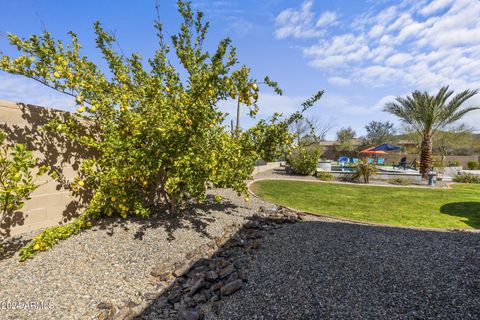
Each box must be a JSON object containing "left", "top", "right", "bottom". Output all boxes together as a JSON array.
[{"left": 384, "top": 86, "right": 479, "bottom": 178}]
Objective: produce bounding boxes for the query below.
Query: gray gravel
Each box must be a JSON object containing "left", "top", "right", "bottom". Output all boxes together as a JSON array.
[
  {"left": 0, "top": 189, "right": 264, "bottom": 320},
  {"left": 215, "top": 219, "right": 480, "bottom": 320}
]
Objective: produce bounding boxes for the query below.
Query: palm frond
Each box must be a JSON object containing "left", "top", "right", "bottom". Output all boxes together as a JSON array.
[{"left": 385, "top": 86, "right": 479, "bottom": 136}]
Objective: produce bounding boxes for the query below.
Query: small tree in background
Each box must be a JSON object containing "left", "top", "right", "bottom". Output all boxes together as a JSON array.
[
  {"left": 290, "top": 116, "right": 334, "bottom": 147},
  {"left": 433, "top": 125, "right": 474, "bottom": 162},
  {"left": 336, "top": 127, "right": 357, "bottom": 153},
  {"left": 364, "top": 121, "right": 395, "bottom": 146}
]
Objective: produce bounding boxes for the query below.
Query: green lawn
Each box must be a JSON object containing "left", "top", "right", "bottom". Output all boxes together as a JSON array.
[{"left": 251, "top": 180, "right": 480, "bottom": 229}]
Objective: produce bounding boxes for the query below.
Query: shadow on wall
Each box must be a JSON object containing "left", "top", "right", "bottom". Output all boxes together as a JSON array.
[
  {"left": 0, "top": 102, "right": 93, "bottom": 237},
  {"left": 440, "top": 202, "right": 480, "bottom": 229}
]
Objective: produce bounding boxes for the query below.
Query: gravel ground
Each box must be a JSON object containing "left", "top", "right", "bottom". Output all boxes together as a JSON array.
[
  {"left": 0, "top": 189, "right": 265, "bottom": 320},
  {"left": 2, "top": 173, "right": 478, "bottom": 320},
  {"left": 214, "top": 219, "right": 480, "bottom": 319}
]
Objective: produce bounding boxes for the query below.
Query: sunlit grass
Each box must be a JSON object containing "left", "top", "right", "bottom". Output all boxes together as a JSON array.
[{"left": 251, "top": 180, "right": 480, "bottom": 229}]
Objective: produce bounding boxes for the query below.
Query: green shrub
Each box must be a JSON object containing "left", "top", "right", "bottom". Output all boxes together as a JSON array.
[
  {"left": 316, "top": 171, "right": 334, "bottom": 181},
  {"left": 19, "top": 216, "right": 92, "bottom": 261},
  {"left": 287, "top": 147, "right": 320, "bottom": 176},
  {"left": 467, "top": 160, "right": 479, "bottom": 170},
  {"left": 0, "top": 130, "right": 49, "bottom": 235},
  {"left": 450, "top": 160, "right": 460, "bottom": 166},
  {"left": 353, "top": 158, "right": 377, "bottom": 183},
  {"left": 453, "top": 173, "right": 480, "bottom": 184},
  {"left": 388, "top": 177, "right": 412, "bottom": 185},
  {"left": 432, "top": 157, "right": 444, "bottom": 169}
]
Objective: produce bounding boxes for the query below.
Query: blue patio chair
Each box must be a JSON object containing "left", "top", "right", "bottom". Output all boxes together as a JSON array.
[
  {"left": 338, "top": 156, "right": 349, "bottom": 166},
  {"left": 377, "top": 157, "right": 385, "bottom": 165},
  {"left": 368, "top": 158, "right": 374, "bottom": 164},
  {"left": 352, "top": 158, "right": 359, "bottom": 164}
]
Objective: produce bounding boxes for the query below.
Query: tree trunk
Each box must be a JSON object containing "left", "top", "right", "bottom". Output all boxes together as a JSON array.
[
  {"left": 420, "top": 135, "right": 432, "bottom": 179},
  {"left": 235, "top": 98, "right": 241, "bottom": 135}
]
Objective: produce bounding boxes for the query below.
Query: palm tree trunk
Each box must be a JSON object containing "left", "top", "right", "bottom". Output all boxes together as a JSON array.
[{"left": 420, "top": 135, "right": 432, "bottom": 179}]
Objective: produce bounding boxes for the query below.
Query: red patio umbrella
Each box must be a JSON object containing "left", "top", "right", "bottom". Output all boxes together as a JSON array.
[{"left": 359, "top": 147, "right": 386, "bottom": 155}]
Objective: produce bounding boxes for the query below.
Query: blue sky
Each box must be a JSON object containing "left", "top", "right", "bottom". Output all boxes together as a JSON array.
[{"left": 1, "top": 0, "right": 479, "bottom": 139}]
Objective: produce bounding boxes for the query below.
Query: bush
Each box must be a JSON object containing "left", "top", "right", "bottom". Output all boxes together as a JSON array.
[
  {"left": 316, "top": 171, "right": 334, "bottom": 181},
  {"left": 432, "top": 157, "right": 444, "bottom": 169},
  {"left": 467, "top": 160, "right": 479, "bottom": 170},
  {"left": 287, "top": 148, "right": 320, "bottom": 176},
  {"left": 0, "top": 130, "right": 49, "bottom": 235},
  {"left": 353, "top": 158, "right": 377, "bottom": 183},
  {"left": 453, "top": 173, "right": 480, "bottom": 184},
  {"left": 388, "top": 177, "right": 412, "bottom": 185},
  {"left": 450, "top": 160, "right": 461, "bottom": 167}
]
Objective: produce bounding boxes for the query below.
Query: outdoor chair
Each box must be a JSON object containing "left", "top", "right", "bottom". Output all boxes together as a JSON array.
[
  {"left": 368, "top": 158, "right": 374, "bottom": 164},
  {"left": 393, "top": 157, "right": 407, "bottom": 170},
  {"left": 377, "top": 158, "right": 385, "bottom": 165},
  {"left": 352, "top": 158, "right": 359, "bottom": 164},
  {"left": 338, "top": 156, "right": 349, "bottom": 167}
]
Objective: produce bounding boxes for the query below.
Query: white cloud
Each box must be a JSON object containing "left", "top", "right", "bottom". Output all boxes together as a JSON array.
[
  {"left": 420, "top": 0, "right": 455, "bottom": 16},
  {"left": 278, "top": 0, "right": 480, "bottom": 91},
  {"left": 328, "top": 76, "right": 351, "bottom": 86},
  {"left": 316, "top": 11, "right": 337, "bottom": 28},
  {"left": 321, "top": 93, "right": 394, "bottom": 116},
  {"left": 385, "top": 53, "right": 413, "bottom": 66},
  {"left": 274, "top": 1, "right": 336, "bottom": 39}
]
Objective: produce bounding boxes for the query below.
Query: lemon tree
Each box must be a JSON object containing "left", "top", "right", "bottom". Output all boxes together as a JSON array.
[
  {"left": 0, "top": 1, "right": 282, "bottom": 259},
  {"left": 0, "top": 1, "right": 323, "bottom": 260}
]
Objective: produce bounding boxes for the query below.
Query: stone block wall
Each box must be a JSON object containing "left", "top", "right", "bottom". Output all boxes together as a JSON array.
[{"left": 0, "top": 100, "right": 85, "bottom": 237}]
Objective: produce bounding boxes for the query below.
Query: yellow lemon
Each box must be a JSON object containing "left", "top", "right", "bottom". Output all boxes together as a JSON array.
[
  {"left": 33, "top": 243, "right": 40, "bottom": 251},
  {"left": 77, "top": 180, "right": 85, "bottom": 187},
  {"left": 53, "top": 71, "right": 61, "bottom": 79},
  {"left": 77, "top": 106, "right": 86, "bottom": 113},
  {"left": 90, "top": 106, "right": 97, "bottom": 112},
  {"left": 251, "top": 83, "right": 258, "bottom": 91}
]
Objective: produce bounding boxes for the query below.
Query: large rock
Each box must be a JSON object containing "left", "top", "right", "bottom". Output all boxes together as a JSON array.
[
  {"left": 178, "top": 308, "right": 200, "bottom": 320},
  {"left": 168, "top": 286, "right": 183, "bottom": 304},
  {"left": 173, "top": 261, "right": 192, "bottom": 277},
  {"left": 188, "top": 278, "right": 205, "bottom": 296},
  {"left": 220, "top": 279, "right": 243, "bottom": 296},
  {"left": 206, "top": 270, "right": 218, "bottom": 281},
  {"left": 219, "top": 264, "right": 235, "bottom": 278}
]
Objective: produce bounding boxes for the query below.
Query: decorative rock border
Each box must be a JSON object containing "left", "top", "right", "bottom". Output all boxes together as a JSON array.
[{"left": 96, "top": 206, "right": 304, "bottom": 320}]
